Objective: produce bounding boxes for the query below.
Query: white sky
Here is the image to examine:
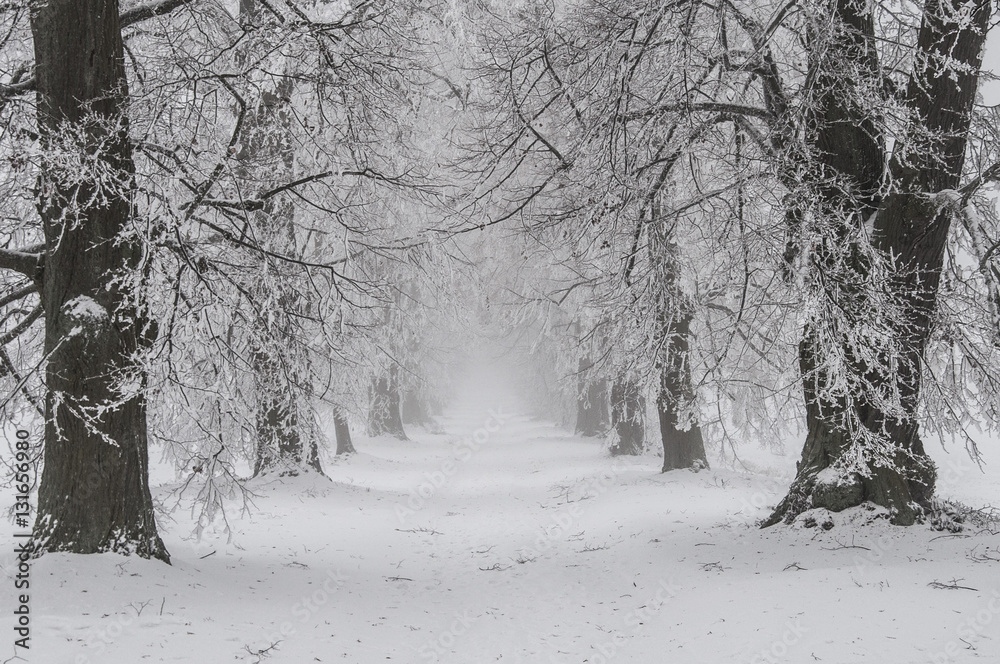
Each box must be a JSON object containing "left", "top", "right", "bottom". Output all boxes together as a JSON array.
[{"left": 982, "top": 30, "right": 1000, "bottom": 105}]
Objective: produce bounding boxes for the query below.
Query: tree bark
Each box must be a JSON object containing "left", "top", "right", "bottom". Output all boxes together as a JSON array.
[
  {"left": 334, "top": 411, "right": 355, "bottom": 455},
  {"left": 650, "top": 214, "right": 707, "bottom": 472},
  {"left": 609, "top": 379, "right": 644, "bottom": 456},
  {"left": 369, "top": 364, "right": 408, "bottom": 439},
  {"left": 575, "top": 357, "right": 608, "bottom": 437},
  {"left": 766, "top": 0, "right": 990, "bottom": 525},
  {"left": 30, "top": 0, "right": 168, "bottom": 561},
  {"left": 239, "top": 0, "right": 323, "bottom": 477},
  {"left": 657, "top": 308, "right": 708, "bottom": 472}
]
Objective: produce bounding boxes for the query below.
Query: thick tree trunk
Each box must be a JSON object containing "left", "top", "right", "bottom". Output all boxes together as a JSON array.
[
  {"left": 766, "top": 0, "right": 989, "bottom": 525},
  {"left": 30, "top": 0, "right": 168, "bottom": 561},
  {"left": 369, "top": 365, "right": 408, "bottom": 439},
  {"left": 334, "top": 411, "right": 356, "bottom": 455},
  {"left": 575, "top": 358, "right": 608, "bottom": 437},
  {"left": 609, "top": 379, "right": 644, "bottom": 456},
  {"left": 657, "top": 310, "right": 708, "bottom": 472}
]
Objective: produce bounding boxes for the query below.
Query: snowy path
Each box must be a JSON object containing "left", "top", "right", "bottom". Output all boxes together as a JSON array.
[{"left": 24, "top": 388, "right": 1000, "bottom": 664}]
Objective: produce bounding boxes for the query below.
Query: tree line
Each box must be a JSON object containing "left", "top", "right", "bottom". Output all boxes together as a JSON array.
[{"left": 0, "top": 0, "right": 997, "bottom": 561}]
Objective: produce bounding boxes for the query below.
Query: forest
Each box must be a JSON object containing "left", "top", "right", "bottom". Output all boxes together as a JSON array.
[{"left": 1, "top": 0, "right": 1000, "bottom": 661}]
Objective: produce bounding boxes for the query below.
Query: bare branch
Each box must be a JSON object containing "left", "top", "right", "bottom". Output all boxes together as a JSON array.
[
  {"left": 0, "top": 248, "right": 42, "bottom": 280},
  {"left": 0, "top": 348, "right": 44, "bottom": 416},
  {"left": 192, "top": 169, "right": 411, "bottom": 211},
  {"left": 0, "top": 282, "right": 38, "bottom": 309},
  {"left": 620, "top": 102, "right": 773, "bottom": 123},
  {"left": 960, "top": 160, "right": 1000, "bottom": 203},
  {"left": 0, "top": 305, "right": 41, "bottom": 348}
]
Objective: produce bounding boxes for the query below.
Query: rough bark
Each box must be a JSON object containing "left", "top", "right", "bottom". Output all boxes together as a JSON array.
[
  {"left": 766, "top": 0, "right": 989, "bottom": 525},
  {"left": 30, "top": 0, "right": 168, "bottom": 561},
  {"left": 609, "top": 379, "right": 644, "bottom": 456},
  {"left": 369, "top": 365, "right": 408, "bottom": 439},
  {"left": 657, "top": 309, "right": 708, "bottom": 472},
  {"left": 650, "top": 216, "right": 707, "bottom": 472}
]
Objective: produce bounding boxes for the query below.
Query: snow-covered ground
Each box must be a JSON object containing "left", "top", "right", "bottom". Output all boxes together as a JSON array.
[{"left": 13, "top": 377, "right": 1000, "bottom": 664}]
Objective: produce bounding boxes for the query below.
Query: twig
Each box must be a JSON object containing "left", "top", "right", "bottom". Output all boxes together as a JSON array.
[
  {"left": 396, "top": 527, "right": 442, "bottom": 536},
  {"left": 928, "top": 579, "right": 979, "bottom": 591},
  {"left": 822, "top": 537, "right": 871, "bottom": 551},
  {"left": 967, "top": 546, "right": 1000, "bottom": 564}
]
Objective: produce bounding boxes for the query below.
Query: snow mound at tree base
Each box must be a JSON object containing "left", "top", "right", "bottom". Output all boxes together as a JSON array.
[{"left": 793, "top": 502, "right": 893, "bottom": 530}]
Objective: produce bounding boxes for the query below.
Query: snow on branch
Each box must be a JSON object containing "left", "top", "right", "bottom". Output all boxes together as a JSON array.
[
  {"left": 619, "top": 102, "right": 773, "bottom": 123},
  {"left": 120, "top": 0, "right": 198, "bottom": 28},
  {"left": 0, "top": 248, "right": 42, "bottom": 280}
]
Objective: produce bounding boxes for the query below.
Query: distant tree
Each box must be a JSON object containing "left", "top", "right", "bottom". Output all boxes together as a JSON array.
[
  {"left": 466, "top": 0, "right": 714, "bottom": 466},
  {"left": 334, "top": 411, "right": 356, "bottom": 456},
  {"left": 609, "top": 379, "right": 644, "bottom": 456}
]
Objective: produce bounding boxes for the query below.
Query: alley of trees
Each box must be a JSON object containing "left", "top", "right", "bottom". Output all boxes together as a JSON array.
[{"left": 0, "top": 0, "right": 999, "bottom": 568}]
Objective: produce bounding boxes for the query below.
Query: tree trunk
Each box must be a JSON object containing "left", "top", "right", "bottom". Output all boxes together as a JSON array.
[
  {"left": 575, "top": 358, "right": 608, "bottom": 437},
  {"left": 609, "top": 379, "right": 644, "bottom": 456},
  {"left": 765, "top": 0, "right": 989, "bottom": 525},
  {"left": 239, "top": 0, "right": 323, "bottom": 477},
  {"left": 252, "top": 380, "right": 323, "bottom": 476},
  {"left": 369, "top": 365, "right": 408, "bottom": 439},
  {"left": 30, "top": 0, "right": 168, "bottom": 561},
  {"left": 401, "top": 388, "right": 432, "bottom": 426},
  {"left": 650, "top": 213, "right": 707, "bottom": 472},
  {"left": 657, "top": 309, "right": 708, "bottom": 472},
  {"left": 334, "top": 411, "right": 356, "bottom": 455}
]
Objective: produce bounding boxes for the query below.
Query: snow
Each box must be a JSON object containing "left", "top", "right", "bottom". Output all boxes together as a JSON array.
[
  {"left": 10, "top": 379, "right": 1000, "bottom": 664},
  {"left": 60, "top": 295, "right": 108, "bottom": 337},
  {"left": 931, "top": 189, "right": 963, "bottom": 211},
  {"left": 815, "top": 466, "right": 844, "bottom": 486}
]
